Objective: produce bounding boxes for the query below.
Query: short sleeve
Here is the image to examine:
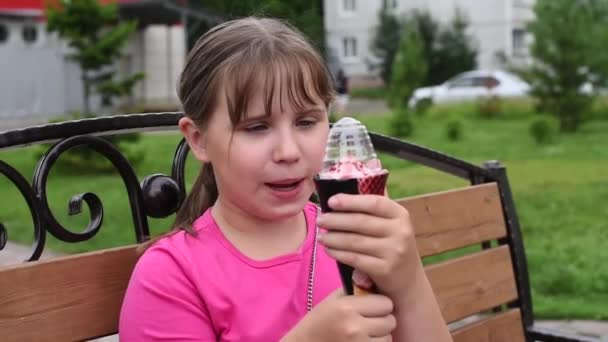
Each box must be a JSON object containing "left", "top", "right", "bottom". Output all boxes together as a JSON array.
[{"left": 119, "top": 241, "right": 217, "bottom": 341}]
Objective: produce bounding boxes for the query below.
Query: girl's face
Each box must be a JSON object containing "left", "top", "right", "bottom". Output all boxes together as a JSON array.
[{"left": 196, "top": 80, "right": 329, "bottom": 221}]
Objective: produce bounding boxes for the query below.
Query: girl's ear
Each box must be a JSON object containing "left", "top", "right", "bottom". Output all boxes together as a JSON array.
[{"left": 178, "top": 117, "right": 209, "bottom": 162}]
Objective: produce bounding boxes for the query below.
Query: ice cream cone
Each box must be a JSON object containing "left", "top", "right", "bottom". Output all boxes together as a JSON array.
[{"left": 315, "top": 117, "right": 390, "bottom": 296}]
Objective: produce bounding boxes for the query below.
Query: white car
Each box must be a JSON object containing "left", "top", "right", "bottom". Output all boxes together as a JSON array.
[{"left": 408, "top": 70, "right": 531, "bottom": 107}]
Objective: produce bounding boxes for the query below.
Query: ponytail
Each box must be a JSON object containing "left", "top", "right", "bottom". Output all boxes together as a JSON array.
[{"left": 172, "top": 163, "right": 218, "bottom": 234}]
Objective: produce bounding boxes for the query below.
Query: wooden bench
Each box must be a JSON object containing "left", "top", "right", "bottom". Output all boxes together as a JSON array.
[{"left": 0, "top": 113, "right": 597, "bottom": 342}]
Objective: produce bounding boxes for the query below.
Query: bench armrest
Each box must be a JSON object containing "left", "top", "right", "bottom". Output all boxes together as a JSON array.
[{"left": 528, "top": 325, "right": 600, "bottom": 342}]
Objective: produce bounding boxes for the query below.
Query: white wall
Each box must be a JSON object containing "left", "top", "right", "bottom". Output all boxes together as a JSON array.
[
  {"left": 0, "top": 20, "right": 76, "bottom": 118},
  {"left": 324, "top": 0, "right": 383, "bottom": 77},
  {"left": 141, "top": 24, "right": 184, "bottom": 107},
  {"left": 0, "top": 18, "right": 186, "bottom": 119}
]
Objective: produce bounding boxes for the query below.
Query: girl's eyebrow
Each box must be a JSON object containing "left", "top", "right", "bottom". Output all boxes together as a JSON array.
[
  {"left": 245, "top": 107, "right": 325, "bottom": 120},
  {"left": 296, "top": 107, "right": 325, "bottom": 116}
]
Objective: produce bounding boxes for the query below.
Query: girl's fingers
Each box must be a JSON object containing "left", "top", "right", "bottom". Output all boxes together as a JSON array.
[
  {"left": 324, "top": 248, "right": 386, "bottom": 278},
  {"left": 345, "top": 293, "right": 394, "bottom": 317},
  {"left": 327, "top": 194, "right": 404, "bottom": 219},
  {"left": 364, "top": 315, "right": 397, "bottom": 338},
  {"left": 319, "top": 232, "right": 387, "bottom": 258},
  {"left": 316, "top": 212, "right": 391, "bottom": 237}
]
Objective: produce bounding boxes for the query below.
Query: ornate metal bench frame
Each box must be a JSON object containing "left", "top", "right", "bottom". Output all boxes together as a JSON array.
[{"left": 0, "top": 113, "right": 594, "bottom": 342}]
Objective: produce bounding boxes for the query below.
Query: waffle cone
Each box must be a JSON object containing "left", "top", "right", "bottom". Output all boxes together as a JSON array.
[{"left": 357, "top": 171, "right": 389, "bottom": 195}]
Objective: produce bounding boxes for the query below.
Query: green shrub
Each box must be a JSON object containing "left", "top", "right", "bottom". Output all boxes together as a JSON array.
[
  {"left": 477, "top": 96, "right": 503, "bottom": 119},
  {"left": 413, "top": 98, "right": 433, "bottom": 116},
  {"left": 350, "top": 87, "right": 387, "bottom": 100},
  {"left": 33, "top": 112, "right": 144, "bottom": 174},
  {"left": 529, "top": 116, "right": 559, "bottom": 144},
  {"left": 390, "top": 109, "right": 415, "bottom": 138},
  {"left": 445, "top": 119, "right": 464, "bottom": 141}
]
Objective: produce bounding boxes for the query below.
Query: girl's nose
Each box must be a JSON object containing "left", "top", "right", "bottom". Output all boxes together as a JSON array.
[{"left": 273, "top": 129, "right": 300, "bottom": 164}]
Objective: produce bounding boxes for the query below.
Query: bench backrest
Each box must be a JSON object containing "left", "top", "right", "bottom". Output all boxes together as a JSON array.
[
  {"left": 0, "top": 183, "right": 525, "bottom": 341},
  {"left": 0, "top": 114, "right": 532, "bottom": 341}
]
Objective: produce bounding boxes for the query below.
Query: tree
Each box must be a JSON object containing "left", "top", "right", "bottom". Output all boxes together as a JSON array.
[
  {"left": 408, "top": 10, "right": 439, "bottom": 86},
  {"left": 429, "top": 10, "right": 477, "bottom": 86},
  {"left": 522, "top": 0, "right": 608, "bottom": 132},
  {"left": 371, "top": 5, "right": 402, "bottom": 84},
  {"left": 46, "top": 0, "right": 144, "bottom": 115},
  {"left": 388, "top": 20, "right": 428, "bottom": 110},
  {"left": 373, "top": 8, "right": 477, "bottom": 87},
  {"left": 192, "top": 0, "right": 325, "bottom": 51}
]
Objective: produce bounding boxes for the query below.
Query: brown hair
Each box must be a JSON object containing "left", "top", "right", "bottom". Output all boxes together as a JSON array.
[{"left": 173, "top": 17, "right": 335, "bottom": 234}]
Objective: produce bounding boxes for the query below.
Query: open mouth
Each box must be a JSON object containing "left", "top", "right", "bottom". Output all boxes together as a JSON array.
[{"left": 265, "top": 179, "right": 303, "bottom": 191}]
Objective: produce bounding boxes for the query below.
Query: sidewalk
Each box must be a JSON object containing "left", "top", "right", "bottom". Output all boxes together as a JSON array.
[{"left": 1, "top": 241, "right": 607, "bottom": 341}]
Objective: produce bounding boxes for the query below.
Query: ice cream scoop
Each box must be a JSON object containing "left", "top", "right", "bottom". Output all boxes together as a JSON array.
[{"left": 314, "top": 117, "right": 389, "bottom": 295}]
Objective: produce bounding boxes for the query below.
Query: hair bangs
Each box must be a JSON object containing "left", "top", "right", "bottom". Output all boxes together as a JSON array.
[{"left": 221, "top": 43, "right": 334, "bottom": 128}]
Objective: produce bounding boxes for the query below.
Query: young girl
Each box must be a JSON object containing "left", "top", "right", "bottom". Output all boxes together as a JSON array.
[{"left": 119, "top": 17, "right": 452, "bottom": 342}]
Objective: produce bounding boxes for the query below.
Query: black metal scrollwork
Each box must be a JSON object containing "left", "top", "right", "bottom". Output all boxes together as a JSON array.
[
  {"left": 172, "top": 137, "right": 190, "bottom": 197},
  {"left": 0, "top": 160, "right": 45, "bottom": 261},
  {"left": 1, "top": 112, "right": 495, "bottom": 265},
  {"left": 32, "top": 135, "right": 151, "bottom": 243},
  {"left": 0, "top": 223, "right": 6, "bottom": 251}
]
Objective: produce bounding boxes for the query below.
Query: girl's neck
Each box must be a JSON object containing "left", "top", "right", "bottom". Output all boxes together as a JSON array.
[{"left": 211, "top": 196, "right": 308, "bottom": 260}]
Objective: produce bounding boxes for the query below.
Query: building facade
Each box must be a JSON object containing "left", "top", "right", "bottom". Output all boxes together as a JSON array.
[
  {"left": 0, "top": 1, "right": 213, "bottom": 120},
  {"left": 323, "top": 0, "right": 535, "bottom": 86}
]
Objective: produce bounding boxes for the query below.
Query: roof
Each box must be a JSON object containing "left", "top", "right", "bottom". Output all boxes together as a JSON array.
[{"left": 0, "top": 0, "right": 222, "bottom": 26}]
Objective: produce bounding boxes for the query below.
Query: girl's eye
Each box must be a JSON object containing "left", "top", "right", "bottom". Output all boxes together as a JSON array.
[
  {"left": 297, "top": 119, "right": 317, "bottom": 128},
  {"left": 244, "top": 123, "right": 268, "bottom": 132}
]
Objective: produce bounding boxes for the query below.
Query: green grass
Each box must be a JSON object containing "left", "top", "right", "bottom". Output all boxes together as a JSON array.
[
  {"left": 1, "top": 110, "right": 607, "bottom": 319},
  {"left": 355, "top": 113, "right": 608, "bottom": 320},
  {"left": 350, "top": 86, "right": 388, "bottom": 100}
]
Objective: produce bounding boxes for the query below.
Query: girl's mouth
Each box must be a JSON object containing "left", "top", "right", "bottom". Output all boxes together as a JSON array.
[{"left": 265, "top": 179, "right": 305, "bottom": 192}]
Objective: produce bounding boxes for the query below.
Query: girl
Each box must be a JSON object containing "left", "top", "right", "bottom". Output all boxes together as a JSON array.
[{"left": 119, "top": 17, "right": 452, "bottom": 342}]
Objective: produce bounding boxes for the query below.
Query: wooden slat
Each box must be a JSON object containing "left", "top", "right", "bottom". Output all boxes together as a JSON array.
[
  {"left": 0, "top": 244, "right": 141, "bottom": 342},
  {"left": 396, "top": 183, "right": 507, "bottom": 257},
  {"left": 425, "top": 245, "right": 518, "bottom": 323},
  {"left": 451, "top": 309, "right": 526, "bottom": 342}
]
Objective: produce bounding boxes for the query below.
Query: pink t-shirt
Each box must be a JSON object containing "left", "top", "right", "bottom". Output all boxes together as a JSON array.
[{"left": 119, "top": 202, "right": 342, "bottom": 341}]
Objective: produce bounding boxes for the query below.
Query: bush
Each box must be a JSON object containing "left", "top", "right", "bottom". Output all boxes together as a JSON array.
[
  {"left": 477, "top": 96, "right": 503, "bottom": 119},
  {"left": 413, "top": 98, "right": 433, "bottom": 116},
  {"left": 529, "top": 116, "right": 559, "bottom": 144},
  {"left": 390, "top": 109, "right": 415, "bottom": 138},
  {"left": 350, "top": 87, "right": 387, "bottom": 100},
  {"left": 33, "top": 112, "right": 145, "bottom": 174},
  {"left": 445, "top": 119, "right": 464, "bottom": 141}
]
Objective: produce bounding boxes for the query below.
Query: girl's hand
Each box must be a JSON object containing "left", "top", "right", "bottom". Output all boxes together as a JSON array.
[
  {"left": 316, "top": 194, "right": 422, "bottom": 300},
  {"left": 282, "top": 289, "right": 395, "bottom": 342}
]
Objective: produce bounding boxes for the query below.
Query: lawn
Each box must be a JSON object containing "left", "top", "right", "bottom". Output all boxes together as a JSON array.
[{"left": 0, "top": 108, "right": 607, "bottom": 319}]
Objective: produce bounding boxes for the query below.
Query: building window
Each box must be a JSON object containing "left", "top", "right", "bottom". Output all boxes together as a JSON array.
[
  {"left": 0, "top": 24, "right": 8, "bottom": 44},
  {"left": 342, "top": 37, "right": 358, "bottom": 58},
  {"left": 342, "top": 0, "right": 356, "bottom": 13},
  {"left": 22, "top": 24, "right": 38, "bottom": 44},
  {"left": 512, "top": 28, "right": 526, "bottom": 55}
]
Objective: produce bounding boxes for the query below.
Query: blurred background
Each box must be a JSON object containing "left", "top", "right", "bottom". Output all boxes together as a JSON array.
[{"left": 0, "top": 0, "right": 606, "bottom": 330}]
